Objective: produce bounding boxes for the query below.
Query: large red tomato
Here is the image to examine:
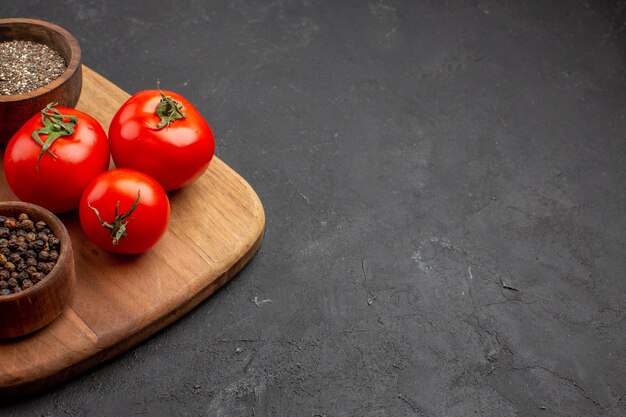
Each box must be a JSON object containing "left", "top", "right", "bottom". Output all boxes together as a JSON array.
[
  {"left": 79, "top": 169, "right": 170, "bottom": 254},
  {"left": 4, "top": 104, "right": 110, "bottom": 213},
  {"left": 108, "top": 89, "right": 214, "bottom": 191}
]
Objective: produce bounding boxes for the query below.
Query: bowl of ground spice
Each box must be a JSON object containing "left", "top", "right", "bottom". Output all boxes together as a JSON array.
[
  {"left": 0, "top": 201, "right": 75, "bottom": 338},
  {"left": 0, "top": 18, "right": 82, "bottom": 144}
]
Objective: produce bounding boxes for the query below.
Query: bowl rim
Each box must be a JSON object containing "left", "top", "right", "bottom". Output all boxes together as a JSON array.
[
  {"left": 0, "top": 18, "right": 81, "bottom": 103},
  {"left": 0, "top": 201, "right": 72, "bottom": 301}
]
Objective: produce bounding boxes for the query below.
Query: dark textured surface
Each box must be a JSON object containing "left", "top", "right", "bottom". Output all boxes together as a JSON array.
[{"left": 2, "top": 1, "right": 626, "bottom": 416}]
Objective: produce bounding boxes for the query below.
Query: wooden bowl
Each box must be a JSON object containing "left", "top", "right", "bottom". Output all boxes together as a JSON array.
[
  {"left": 0, "top": 201, "right": 75, "bottom": 339},
  {"left": 0, "top": 18, "right": 82, "bottom": 144}
]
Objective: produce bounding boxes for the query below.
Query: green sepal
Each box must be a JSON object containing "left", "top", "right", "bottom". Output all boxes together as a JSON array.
[
  {"left": 88, "top": 190, "right": 141, "bottom": 245},
  {"left": 31, "top": 103, "right": 78, "bottom": 171},
  {"left": 153, "top": 81, "right": 186, "bottom": 130}
]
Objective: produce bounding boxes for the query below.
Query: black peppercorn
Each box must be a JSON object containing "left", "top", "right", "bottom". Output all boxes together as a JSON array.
[
  {"left": 29, "top": 272, "right": 42, "bottom": 283},
  {"left": 4, "top": 218, "right": 16, "bottom": 229},
  {"left": 4, "top": 262, "right": 15, "bottom": 272},
  {"left": 0, "top": 289, "right": 10, "bottom": 296},
  {"left": 0, "top": 280, "right": 7, "bottom": 289},
  {"left": 7, "top": 277, "right": 18, "bottom": 288},
  {"left": 30, "top": 240, "right": 44, "bottom": 252},
  {"left": 37, "top": 231, "right": 49, "bottom": 243},
  {"left": 8, "top": 239, "right": 19, "bottom": 251},
  {"left": 18, "top": 219, "right": 34, "bottom": 230},
  {"left": 38, "top": 262, "right": 52, "bottom": 274},
  {"left": 38, "top": 250, "right": 49, "bottom": 261},
  {"left": 35, "top": 221, "right": 46, "bottom": 232},
  {"left": 49, "top": 236, "right": 60, "bottom": 250}
]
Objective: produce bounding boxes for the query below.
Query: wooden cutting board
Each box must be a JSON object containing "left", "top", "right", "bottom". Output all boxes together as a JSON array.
[{"left": 0, "top": 66, "right": 265, "bottom": 398}]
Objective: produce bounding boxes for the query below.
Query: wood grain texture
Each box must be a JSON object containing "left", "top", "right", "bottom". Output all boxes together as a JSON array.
[
  {"left": 0, "top": 18, "right": 82, "bottom": 144},
  {"left": 0, "top": 66, "right": 265, "bottom": 398}
]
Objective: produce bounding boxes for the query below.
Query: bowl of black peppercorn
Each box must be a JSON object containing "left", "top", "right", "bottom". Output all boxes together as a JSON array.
[{"left": 0, "top": 201, "right": 74, "bottom": 338}]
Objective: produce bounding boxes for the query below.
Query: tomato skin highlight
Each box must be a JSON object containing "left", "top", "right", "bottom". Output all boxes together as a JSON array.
[
  {"left": 79, "top": 169, "right": 170, "bottom": 254},
  {"left": 4, "top": 107, "right": 110, "bottom": 213},
  {"left": 109, "top": 90, "right": 215, "bottom": 191}
]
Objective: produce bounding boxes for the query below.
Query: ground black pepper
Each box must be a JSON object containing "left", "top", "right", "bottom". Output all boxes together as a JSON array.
[
  {"left": 0, "top": 40, "right": 67, "bottom": 96},
  {"left": 0, "top": 213, "right": 60, "bottom": 295}
]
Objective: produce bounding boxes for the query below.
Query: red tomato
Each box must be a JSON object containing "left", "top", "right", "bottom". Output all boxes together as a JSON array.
[
  {"left": 79, "top": 169, "right": 170, "bottom": 254},
  {"left": 108, "top": 89, "right": 215, "bottom": 191},
  {"left": 4, "top": 104, "right": 110, "bottom": 213}
]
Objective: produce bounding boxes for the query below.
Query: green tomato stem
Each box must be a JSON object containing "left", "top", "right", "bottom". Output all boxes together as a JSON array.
[
  {"left": 31, "top": 103, "right": 78, "bottom": 171},
  {"left": 153, "top": 80, "right": 186, "bottom": 130},
  {"left": 88, "top": 190, "right": 141, "bottom": 245}
]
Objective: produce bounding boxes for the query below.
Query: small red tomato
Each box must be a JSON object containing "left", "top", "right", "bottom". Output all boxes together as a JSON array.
[
  {"left": 79, "top": 169, "right": 170, "bottom": 254},
  {"left": 108, "top": 88, "right": 215, "bottom": 191},
  {"left": 4, "top": 103, "right": 110, "bottom": 213}
]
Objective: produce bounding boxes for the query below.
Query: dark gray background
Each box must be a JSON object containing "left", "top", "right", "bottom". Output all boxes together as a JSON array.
[{"left": 3, "top": 1, "right": 626, "bottom": 416}]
